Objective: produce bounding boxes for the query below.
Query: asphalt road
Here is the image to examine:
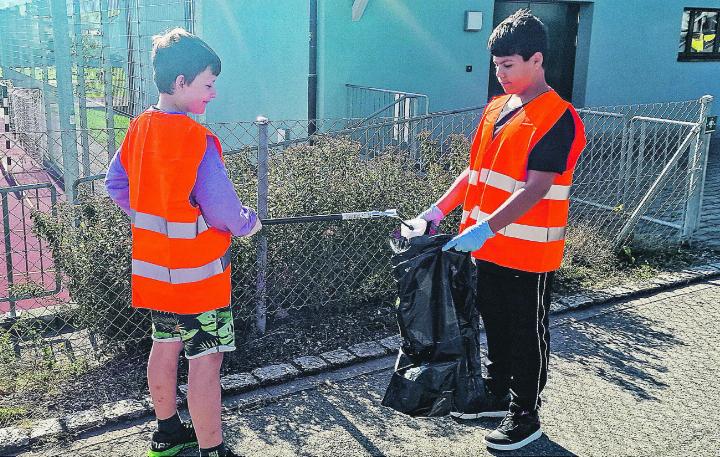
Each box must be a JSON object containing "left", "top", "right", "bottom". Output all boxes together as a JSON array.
[{"left": 22, "top": 279, "right": 720, "bottom": 457}]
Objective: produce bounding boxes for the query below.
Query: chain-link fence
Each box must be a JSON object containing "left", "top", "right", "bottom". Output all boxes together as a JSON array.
[
  {"left": 0, "top": 0, "right": 193, "bottom": 199},
  {"left": 0, "top": 95, "right": 714, "bottom": 428},
  {"left": 569, "top": 97, "right": 713, "bottom": 258}
]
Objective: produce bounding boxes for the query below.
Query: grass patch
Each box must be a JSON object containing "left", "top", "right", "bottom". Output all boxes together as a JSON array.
[
  {"left": 85, "top": 108, "right": 130, "bottom": 131},
  {"left": 556, "top": 222, "right": 717, "bottom": 295},
  {"left": 81, "top": 107, "right": 130, "bottom": 151},
  {"left": 0, "top": 407, "right": 28, "bottom": 424}
]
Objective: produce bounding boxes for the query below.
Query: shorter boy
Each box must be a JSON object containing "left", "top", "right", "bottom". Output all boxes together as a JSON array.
[{"left": 105, "top": 28, "right": 260, "bottom": 457}]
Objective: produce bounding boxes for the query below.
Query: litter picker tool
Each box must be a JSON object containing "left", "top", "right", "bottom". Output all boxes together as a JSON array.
[{"left": 260, "top": 208, "right": 415, "bottom": 230}]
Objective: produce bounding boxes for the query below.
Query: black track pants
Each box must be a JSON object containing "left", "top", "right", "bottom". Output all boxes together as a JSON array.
[{"left": 476, "top": 260, "right": 553, "bottom": 412}]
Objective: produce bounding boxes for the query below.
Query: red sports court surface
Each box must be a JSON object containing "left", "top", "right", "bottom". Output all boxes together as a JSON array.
[{"left": 0, "top": 140, "right": 69, "bottom": 315}]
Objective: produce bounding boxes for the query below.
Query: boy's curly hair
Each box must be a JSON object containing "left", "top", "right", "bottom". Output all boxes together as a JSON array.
[
  {"left": 488, "top": 9, "right": 548, "bottom": 63},
  {"left": 151, "top": 27, "right": 221, "bottom": 94}
]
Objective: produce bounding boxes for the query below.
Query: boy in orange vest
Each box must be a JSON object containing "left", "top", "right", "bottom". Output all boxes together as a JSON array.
[
  {"left": 418, "top": 10, "right": 586, "bottom": 451},
  {"left": 105, "top": 28, "right": 260, "bottom": 457}
]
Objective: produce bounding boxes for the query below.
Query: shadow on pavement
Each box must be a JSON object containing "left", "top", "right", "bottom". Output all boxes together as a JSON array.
[
  {"left": 454, "top": 417, "right": 577, "bottom": 457},
  {"left": 550, "top": 304, "right": 682, "bottom": 401},
  {"left": 486, "top": 434, "right": 578, "bottom": 457}
]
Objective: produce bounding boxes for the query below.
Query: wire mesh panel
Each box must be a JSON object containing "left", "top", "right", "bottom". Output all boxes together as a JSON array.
[
  {"left": 0, "top": 0, "right": 192, "bottom": 185},
  {"left": 571, "top": 100, "right": 706, "bottom": 258},
  {"left": 6, "top": 87, "right": 46, "bottom": 162},
  {"left": 0, "top": 183, "right": 61, "bottom": 317},
  {"left": 0, "top": 90, "right": 712, "bottom": 430}
]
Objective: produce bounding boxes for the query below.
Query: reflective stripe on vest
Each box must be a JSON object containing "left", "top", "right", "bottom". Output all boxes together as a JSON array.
[
  {"left": 131, "top": 210, "right": 210, "bottom": 239},
  {"left": 461, "top": 207, "right": 566, "bottom": 243},
  {"left": 469, "top": 168, "right": 570, "bottom": 201},
  {"left": 132, "top": 250, "right": 230, "bottom": 284}
]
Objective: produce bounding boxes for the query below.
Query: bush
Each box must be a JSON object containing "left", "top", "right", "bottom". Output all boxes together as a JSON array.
[
  {"left": 33, "top": 195, "right": 143, "bottom": 351},
  {"left": 238, "top": 134, "right": 469, "bottom": 318},
  {"left": 33, "top": 132, "right": 469, "bottom": 350}
]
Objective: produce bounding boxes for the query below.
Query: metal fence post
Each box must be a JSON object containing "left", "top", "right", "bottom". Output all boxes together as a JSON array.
[
  {"left": 99, "top": 0, "right": 116, "bottom": 159},
  {"left": 1, "top": 192, "right": 15, "bottom": 318},
  {"left": 408, "top": 98, "right": 418, "bottom": 162},
  {"left": 36, "top": 1, "right": 56, "bottom": 167},
  {"left": 72, "top": 0, "right": 91, "bottom": 177},
  {"left": 682, "top": 95, "right": 714, "bottom": 242},
  {"left": 126, "top": 0, "right": 142, "bottom": 116},
  {"left": 255, "top": 116, "right": 269, "bottom": 335},
  {"left": 0, "top": 10, "right": 7, "bottom": 77},
  {"left": 50, "top": 0, "right": 80, "bottom": 202},
  {"left": 619, "top": 113, "right": 631, "bottom": 206}
]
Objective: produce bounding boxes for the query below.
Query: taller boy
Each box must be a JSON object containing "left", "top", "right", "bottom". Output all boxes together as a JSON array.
[
  {"left": 105, "top": 28, "right": 260, "bottom": 457},
  {"left": 419, "top": 10, "right": 586, "bottom": 451}
]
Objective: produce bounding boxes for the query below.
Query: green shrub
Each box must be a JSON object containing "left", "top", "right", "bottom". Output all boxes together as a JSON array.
[
  {"left": 32, "top": 196, "right": 143, "bottom": 351},
  {"left": 33, "top": 133, "right": 469, "bottom": 348},
  {"left": 226, "top": 133, "right": 470, "bottom": 322}
]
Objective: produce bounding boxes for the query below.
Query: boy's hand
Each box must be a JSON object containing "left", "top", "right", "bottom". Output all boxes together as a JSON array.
[
  {"left": 442, "top": 221, "right": 494, "bottom": 252},
  {"left": 247, "top": 218, "right": 262, "bottom": 236},
  {"left": 416, "top": 204, "right": 444, "bottom": 225}
]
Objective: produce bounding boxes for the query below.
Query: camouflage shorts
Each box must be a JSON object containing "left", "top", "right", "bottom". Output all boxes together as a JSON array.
[{"left": 151, "top": 306, "right": 236, "bottom": 359}]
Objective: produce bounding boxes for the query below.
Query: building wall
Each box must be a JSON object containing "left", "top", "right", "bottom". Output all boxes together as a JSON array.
[
  {"left": 198, "top": 0, "right": 718, "bottom": 123},
  {"left": 317, "top": 0, "right": 495, "bottom": 119},
  {"left": 319, "top": 0, "right": 717, "bottom": 120},
  {"left": 581, "top": 0, "right": 718, "bottom": 108},
  {"left": 200, "top": 0, "right": 310, "bottom": 124}
]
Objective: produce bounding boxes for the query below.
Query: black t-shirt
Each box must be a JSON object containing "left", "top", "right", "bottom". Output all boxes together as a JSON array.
[{"left": 493, "top": 107, "right": 575, "bottom": 174}]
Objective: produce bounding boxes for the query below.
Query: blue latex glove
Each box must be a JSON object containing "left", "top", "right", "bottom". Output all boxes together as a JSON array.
[
  {"left": 416, "top": 204, "right": 444, "bottom": 225},
  {"left": 442, "top": 221, "right": 494, "bottom": 252}
]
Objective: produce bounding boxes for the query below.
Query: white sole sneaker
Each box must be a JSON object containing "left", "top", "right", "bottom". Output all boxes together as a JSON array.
[
  {"left": 449, "top": 410, "right": 507, "bottom": 419},
  {"left": 483, "top": 428, "right": 543, "bottom": 451}
]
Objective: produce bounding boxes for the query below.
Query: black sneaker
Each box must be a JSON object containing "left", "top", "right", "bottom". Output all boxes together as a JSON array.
[
  {"left": 484, "top": 404, "right": 542, "bottom": 451},
  {"left": 450, "top": 383, "right": 510, "bottom": 419},
  {"left": 203, "top": 446, "right": 243, "bottom": 457},
  {"left": 148, "top": 421, "right": 198, "bottom": 457}
]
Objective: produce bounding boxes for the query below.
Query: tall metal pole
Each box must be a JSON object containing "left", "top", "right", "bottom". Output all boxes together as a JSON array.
[
  {"left": 254, "top": 116, "right": 269, "bottom": 335},
  {"left": 307, "top": 0, "right": 318, "bottom": 137},
  {"left": 50, "top": 0, "right": 80, "bottom": 199},
  {"left": 73, "top": 0, "right": 91, "bottom": 177},
  {"left": 99, "top": 0, "right": 116, "bottom": 160}
]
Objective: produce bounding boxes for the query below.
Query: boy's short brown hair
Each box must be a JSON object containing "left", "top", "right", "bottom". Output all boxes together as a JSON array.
[{"left": 151, "top": 28, "right": 221, "bottom": 94}]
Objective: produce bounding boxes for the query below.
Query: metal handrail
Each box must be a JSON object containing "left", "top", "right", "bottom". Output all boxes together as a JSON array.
[
  {"left": 345, "top": 84, "right": 430, "bottom": 128},
  {"left": 345, "top": 83, "right": 428, "bottom": 99}
]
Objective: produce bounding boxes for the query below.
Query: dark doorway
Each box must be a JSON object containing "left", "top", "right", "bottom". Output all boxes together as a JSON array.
[{"left": 488, "top": 1, "right": 580, "bottom": 102}]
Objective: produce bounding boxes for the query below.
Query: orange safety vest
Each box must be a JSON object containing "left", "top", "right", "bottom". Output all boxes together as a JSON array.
[
  {"left": 119, "top": 111, "right": 232, "bottom": 313},
  {"left": 460, "top": 90, "right": 586, "bottom": 273}
]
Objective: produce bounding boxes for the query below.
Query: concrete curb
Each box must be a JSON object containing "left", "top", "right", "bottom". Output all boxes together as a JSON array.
[{"left": 3, "top": 261, "right": 720, "bottom": 455}]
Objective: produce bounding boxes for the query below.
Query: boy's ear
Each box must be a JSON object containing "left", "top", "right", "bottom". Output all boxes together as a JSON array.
[
  {"left": 174, "top": 74, "right": 186, "bottom": 90},
  {"left": 531, "top": 52, "right": 544, "bottom": 68}
]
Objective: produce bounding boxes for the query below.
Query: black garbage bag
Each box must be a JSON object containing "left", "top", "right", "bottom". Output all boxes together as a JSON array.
[
  {"left": 390, "top": 234, "right": 475, "bottom": 362},
  {"left": 383, "top": 354, "right": 457, "bottom": 417},
  {"left": 381, "top": 233, "right": 488, "bottom": 417},
  {"left": 452, "top": 326, "right": 488, "bottom": 415}
]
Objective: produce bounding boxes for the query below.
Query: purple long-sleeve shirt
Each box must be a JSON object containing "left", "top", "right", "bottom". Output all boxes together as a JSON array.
[{"left": 104, "top": 118, "right": 257, "bottom": 237}]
